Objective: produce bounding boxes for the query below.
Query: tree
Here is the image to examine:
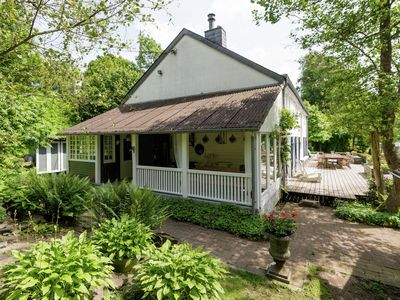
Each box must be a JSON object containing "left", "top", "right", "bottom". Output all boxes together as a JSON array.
[
  {"left": 136, "top": 34, "right": 163, "bottom": 73},
  {"left": 78, "top": 54, "right": 141, "bottom": 121},
  {"left": 253, "top": 0, "right": 400, "bottom": 212},
  {"left": 0, "top": 0, "right": 171, "bottom": 59},
  {"left": 304, "top": 101, "right": 332, "bottom": 149}
]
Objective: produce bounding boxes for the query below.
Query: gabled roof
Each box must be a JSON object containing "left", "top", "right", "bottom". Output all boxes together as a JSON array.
[
  {"left": 122, "top": 28, "right": 286, "bottom": 104},
  {"left": 61, "top": 84, "right": 282, "bottom": 135}
]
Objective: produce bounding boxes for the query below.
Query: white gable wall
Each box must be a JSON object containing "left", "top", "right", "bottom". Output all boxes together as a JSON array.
[{"left": 126, "top": 35, "right": 279, "bottom": 104}]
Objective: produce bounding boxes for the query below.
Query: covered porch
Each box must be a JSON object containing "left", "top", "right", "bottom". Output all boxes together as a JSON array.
[
  {"left": 66, "top": 130, "right": 282, "bottom": 210},
  {"left": 100, "top": 131, "right": 253, "bottom": 206}
]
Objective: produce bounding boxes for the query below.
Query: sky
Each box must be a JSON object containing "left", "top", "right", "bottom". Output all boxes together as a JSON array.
[{"left": 117, "top": 0, "right": 306, "bottom": 85}]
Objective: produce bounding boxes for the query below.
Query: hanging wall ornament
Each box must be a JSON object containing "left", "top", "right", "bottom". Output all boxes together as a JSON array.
[
  {"left": 202, "top": 135, "right": 209, "bottom": 143},
  {"left": 229, "top": 134, "right": 236, "bottom": 143}
]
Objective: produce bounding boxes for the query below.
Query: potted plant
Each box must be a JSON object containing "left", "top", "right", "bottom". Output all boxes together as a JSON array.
[
  {"left": 263, "top": 211, "right": 297, "bottom": 283},
  {"left": 91, "top": 215, "right": 153, "bottom": 273}
]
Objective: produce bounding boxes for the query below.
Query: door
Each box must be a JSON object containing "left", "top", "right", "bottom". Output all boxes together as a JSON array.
[{"left": 101, "top": 135, "right": 121, "bottom": 182}]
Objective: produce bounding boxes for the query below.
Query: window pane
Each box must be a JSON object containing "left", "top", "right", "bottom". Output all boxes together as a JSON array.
[
  {"left": 51, "top": 143, "right": 59, "bottom": 171},
  {"left": 38, "top": 147, "right": 47, "bottom": 172},
  {"left": 269, "top": 136, "right": 275, "bottom": 181},
  {"left": 62, "top": 142, "right": 67, "bottom": 170}
]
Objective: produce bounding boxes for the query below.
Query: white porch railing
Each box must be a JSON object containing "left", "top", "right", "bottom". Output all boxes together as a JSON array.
[
  {"left": 188, "top": 170, "right": 252, "bottom": 205},
  {"left": 137, "top": 165, "right": 182, "bottom": 195}
]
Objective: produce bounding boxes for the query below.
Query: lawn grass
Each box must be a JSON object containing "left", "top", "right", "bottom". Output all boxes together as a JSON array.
[{"left": 222, "top": 266, "right": 336, "bottom": 300}]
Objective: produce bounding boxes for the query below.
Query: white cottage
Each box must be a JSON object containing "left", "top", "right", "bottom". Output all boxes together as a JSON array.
[{"left": 61, "top": 15, "right": 308, "bottom": 212}]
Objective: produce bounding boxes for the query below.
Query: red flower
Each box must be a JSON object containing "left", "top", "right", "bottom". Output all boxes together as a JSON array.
[
  {"left": 263, "top": 213, "right": 268, "bottom": 221},
  {"left": 280, "top": 212, "right": 287, "bottom": 219},
  {"left": 269, "top": 214, "right": 275, "bottom": 221},
  {"left": 291, "top": 212, "right": 297, "bottom": 219}
]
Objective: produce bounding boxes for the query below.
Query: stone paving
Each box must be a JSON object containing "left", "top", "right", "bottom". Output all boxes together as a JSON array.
[{"left": 160, "top": 203, "right": 400, "bottom": 289}]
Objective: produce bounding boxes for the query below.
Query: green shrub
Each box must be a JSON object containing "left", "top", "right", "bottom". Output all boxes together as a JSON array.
[
  {"left": 91, "top": 215, "right": 153, "bottom": 261},
  {"left": 1, "top": 172, "right": 92, "bottom": 223},
  {"left": 335, "top": 201, "right": 400, "bottom": 228},
  {"left": 0, "top": 205, "right": 7, "bottom": 223},
  {"left": 164, "top": 198, "right": 266, "bottom": 240},
  {"left": 1, "top": 231, "right": 114, "bottom": 299},
  {"left": 0, "top": 173, "right": 40, "bottom": 216},
  {"left": 91, "top": 181, "right": 169, "bottom": 229},
  {"left": 135, "top": 240, "right": 227, "bottom": 300}
]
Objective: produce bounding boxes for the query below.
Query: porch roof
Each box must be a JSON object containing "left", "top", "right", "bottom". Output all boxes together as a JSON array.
[{"left": 61, "top": 84, "right": 282, "bottom": 135}]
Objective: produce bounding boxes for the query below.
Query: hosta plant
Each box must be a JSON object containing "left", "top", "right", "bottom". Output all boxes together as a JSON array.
[
  {"left": 135, "top": 240, "right": 227, "bottom": 300},
  {"left": 1, "top": 231, "right": 114, "bottom": 300},
  {"left": 91, "top": 215, "right": 153, "bottom": 272}
]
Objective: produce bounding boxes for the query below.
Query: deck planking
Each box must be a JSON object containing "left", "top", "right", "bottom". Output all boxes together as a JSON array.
[{"left": 287, "top": 161, "right": 368, "bottom": 199}]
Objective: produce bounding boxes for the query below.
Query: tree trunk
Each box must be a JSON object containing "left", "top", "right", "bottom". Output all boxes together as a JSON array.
[
  {"left": 370, "top": 131, "right": 384, "bottom": 195},
  {"left": 381, "top": 128, "right": 400, "bottom": 212},
  {"left": 377, "top": 0, "right": 400, "bottom": 212}
]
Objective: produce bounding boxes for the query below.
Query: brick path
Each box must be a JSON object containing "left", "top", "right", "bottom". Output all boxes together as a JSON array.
[{"left": 160, "top": 203, "right": 400, "bottom": 288}]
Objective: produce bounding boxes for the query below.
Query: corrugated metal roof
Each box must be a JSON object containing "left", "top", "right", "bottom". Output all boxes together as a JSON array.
[{"left": 61, "top": 85, "right": 282, "bottom": 135}]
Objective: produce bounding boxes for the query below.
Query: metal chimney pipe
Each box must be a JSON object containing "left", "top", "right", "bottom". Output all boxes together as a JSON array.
[{"left": 208, "top": 13, "right": 216, "bottom": 30}]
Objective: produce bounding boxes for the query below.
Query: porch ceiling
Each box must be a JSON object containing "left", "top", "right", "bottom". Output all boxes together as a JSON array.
[{"left": 60, "top": 84, "right": 282, "bottom": 135}]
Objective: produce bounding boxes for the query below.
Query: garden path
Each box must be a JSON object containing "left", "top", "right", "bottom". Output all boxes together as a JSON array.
[{"left": 160, "top": 203, "right": 400, "bottom": 290}]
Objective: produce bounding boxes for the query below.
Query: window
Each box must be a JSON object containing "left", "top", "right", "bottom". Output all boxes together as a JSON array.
[
  {"left": 269, "top": 136, "right": 275, "bottom": 182},
  {"left": 103, "top": 135, "right": 115, "bottom": 163},
  {"left": 69, "top": 135, "right": 96, "bottom": 161},
  {"left": 123, "top": 138, "right": 132, "bottom": 161}
]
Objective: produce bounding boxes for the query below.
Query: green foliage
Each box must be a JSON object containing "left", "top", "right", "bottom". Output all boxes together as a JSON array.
[
  {"left": 91, "top": 181, "right": 169, "bottom": 229},
  {"left": 263, "top": 211, "right": 297, "bottom": 238},
  {"left": 335, "top": 201, "right": 400, "bottom": 228},
  {"left": 0, "top": 0, "right": 171, "bottom": 59},
  {"left": 0, "top": 205, "right": 7, "bottom": 223},
  {"left": 91, "top": 216, "right": 153, "bottom": 261},
  {"left": 1, "top": 172, "right": 92, "bottom": 223},
  {"left": 135, "top": 240, "right": 227, "bottom": 300},
  {"left": 136, "top": 34, "right": 163, "bottom": 73},
  {"left": 304, "top": 101, "right": 332, "bottom": 146},
  {"left": 164, "top": 198, "right": 266, "bottom": 240},
  {"left": 78, "top": 54, "right": 141, "bottom": 121},
  {"left": 1, "top": 231, "right": 114, "bottom": 299}
]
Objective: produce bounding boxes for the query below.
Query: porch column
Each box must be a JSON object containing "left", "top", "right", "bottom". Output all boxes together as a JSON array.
[
  {"left": 131, "top": 134, "right": 138, "bottom": 186},
  {"left": 252, "top": 132, "right": 262, "bottom": 211},
  {"left": 95, "top": 135, "right": 101, "bottom": 184},
  {"left": 181, "top": 133, "right": 189, "bottom": 198}
]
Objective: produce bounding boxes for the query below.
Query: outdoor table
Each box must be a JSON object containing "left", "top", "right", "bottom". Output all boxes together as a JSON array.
[{"left": 320, "top": 154, "right": 347, "bottom": 168}]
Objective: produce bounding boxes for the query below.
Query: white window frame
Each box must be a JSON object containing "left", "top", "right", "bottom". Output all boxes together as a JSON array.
[
  {"left": 36, "top": 141, "right": 67, "bottom": 174},
  {"left": 103, "top": 135, "right": 115, "bottom": 164},
  {"left": 69, "top": 135, "right": 96, "bottom": 162}
]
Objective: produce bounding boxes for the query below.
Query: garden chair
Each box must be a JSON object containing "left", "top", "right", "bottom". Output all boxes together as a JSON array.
[{"left": 297, "top": 160, "right": 322, "bottom": 183}]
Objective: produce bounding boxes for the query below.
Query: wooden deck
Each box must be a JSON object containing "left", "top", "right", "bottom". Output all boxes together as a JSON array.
[{"left": 287, "top": 161, "right": 368, "bottom": 199}]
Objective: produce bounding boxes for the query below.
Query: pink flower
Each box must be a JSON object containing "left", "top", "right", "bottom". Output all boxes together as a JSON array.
[
  {"left": 269, "top": 214, "right": 275, "bottom": 221},
  {"left": 291, "top": 212, "right": 297, "bottom": 219},
  {"left": 280, "top": 212, "right": 287, "bottom": 219}
]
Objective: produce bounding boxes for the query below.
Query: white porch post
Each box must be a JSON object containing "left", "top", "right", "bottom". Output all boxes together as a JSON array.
[
  {"left": 95, "top": 135, "right": 101, "bottom": 184},
  {"left": 131, "top": 134, "right": 138, "bottom": 186},
  {"left": 181, "top": 133, "right": 189, "bottom": 197},
  {"left": 252, "top": 132, "right": 262, "bottom": 211}
]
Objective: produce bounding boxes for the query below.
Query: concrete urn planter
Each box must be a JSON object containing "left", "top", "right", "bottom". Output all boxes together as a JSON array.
[{"left": 266, "top": 234, "right": 292, "bottom": 284}]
